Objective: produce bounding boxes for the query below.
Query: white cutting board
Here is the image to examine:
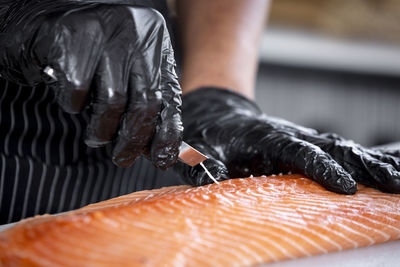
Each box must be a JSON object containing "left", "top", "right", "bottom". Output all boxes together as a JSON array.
[
  {"left": 264, "top": 240, "right": 400, "bottom": 267},
  {"left": 0, "top": 223, "right": 14, "bottom": 232}
]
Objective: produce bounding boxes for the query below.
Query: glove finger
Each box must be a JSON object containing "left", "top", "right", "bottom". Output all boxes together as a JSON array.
[
  {"left": 297, "top": 131, "right": 346, "bottom": 147},
  {"left": 363, "top": 149, "right": 400, "bottom": 171},
  {"left": 173, "top": 140, "right": 229, "bottom": 186},
  {"left": 374, "top": 147, "right": 400, "bottom": 158},
  {"left": 315, "top": 140, "right": 400, "bottom": 193},
  {"left": 150, "top": 31, "right": 183, "bottom": 170},
  {"left": 384, "top": 150, "right": 400, "bottom": 158},
  {"left": 266, "top": 134, "right": 357, "bottom": 194},
  {"left": 111, "top": 88, "right": 162, "bottom": 168},
  {"left": 345, "top": 155, "right": 400, "bottom": 193},
  {"left": 85, "top": 51, "right": 129, "bottom": 147},
  {"left": 35, "top": 11, "right": 104, "bottom": 113},
  {"left": 111, "top": 49, "right": 163, "bottom": 168}
]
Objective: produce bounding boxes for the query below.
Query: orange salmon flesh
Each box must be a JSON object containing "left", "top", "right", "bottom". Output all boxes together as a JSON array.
[{"left": 1, "top": 174, "right": 399, "bottom": 266}]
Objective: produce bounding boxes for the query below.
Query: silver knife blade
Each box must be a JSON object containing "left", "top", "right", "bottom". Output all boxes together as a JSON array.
[
  {"left": 179, "top": 142, "right": 219, "bottom": 184},
  {"left": 178, "top": 141, "right": 208, "bottom": 167}
]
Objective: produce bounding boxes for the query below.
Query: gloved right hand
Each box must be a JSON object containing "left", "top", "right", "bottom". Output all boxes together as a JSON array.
[
  {"left": 0, "top": 0, "right": 183, "bottom": 169},
  {"left": 174, "top": 87, "right": 400, "bottom": 194}
]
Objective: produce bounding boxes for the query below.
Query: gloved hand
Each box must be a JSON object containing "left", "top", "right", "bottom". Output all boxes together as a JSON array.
[
  {"left": 174, "top": 87, "right": 400, "bottom": 194},
  {"left": 0, "top": 0, "right": 183, "bottom": 169}
]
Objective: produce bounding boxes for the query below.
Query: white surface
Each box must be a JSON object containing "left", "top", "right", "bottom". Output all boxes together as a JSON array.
[
  {"left": 263, "top": 241, "right": 400, "bottom": 267},
  {"left": 0, "top": 222, "right": 16, "bottom": 232},
  {"left": 259, "top": 28, "right": 400, "bottom": 76}
]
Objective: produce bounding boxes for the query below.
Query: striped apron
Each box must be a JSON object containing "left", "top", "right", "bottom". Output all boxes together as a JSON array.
[{"left": 0, "top": 79, "right": 181, "bottom": 224}]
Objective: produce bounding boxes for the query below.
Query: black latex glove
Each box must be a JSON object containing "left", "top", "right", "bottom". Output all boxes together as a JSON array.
[
  {"left": 0, "top": 0, "right": 183, "bottom": 169},
  {"left": 174, "top": 87, "right": 400, "bottom": 194}
]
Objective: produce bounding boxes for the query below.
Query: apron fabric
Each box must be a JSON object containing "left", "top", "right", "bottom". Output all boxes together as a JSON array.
[{"left": 0, "top": 79, "right": 182, "bottom": 224}]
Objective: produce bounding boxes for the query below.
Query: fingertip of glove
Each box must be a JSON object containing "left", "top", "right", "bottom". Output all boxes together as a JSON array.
[
  {"left": 310, "top": 159, "right": 358, "bottom": 194},
  {"left": 151, "top": 146, "right": 180, "bottom": 170},
  {"left": 84, "top": 137, "right": 109, "bottom": 148},
  {"left": 112, "top": 154, "right": 138, "bottom": 168},
  {"left": 152, "top": 157, "right": 177, "bottom": 171},
  {"left": 58, "top": 102, "right": 83, "bottom": 114},
  {"left": 322, "top": 170, "right": 357, "bottom": 195},
  {"left": 336, "top": 176, "right": 358, "bottom": 195},
  {"left": 112, "top": 158, "right": 133, "bottom": 168},
  {"left": 193, "top": 158, "right": 229, "bottom": 186}
]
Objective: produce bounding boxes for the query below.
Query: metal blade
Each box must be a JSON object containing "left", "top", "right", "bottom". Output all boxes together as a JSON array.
[{"left": 178, "top": 141, "right": 208, "bottom": 167}]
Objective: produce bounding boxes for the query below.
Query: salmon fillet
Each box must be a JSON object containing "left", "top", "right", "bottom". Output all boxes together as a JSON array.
[{"left": 1, "top": 174, "right": 400, "bottom": 266}]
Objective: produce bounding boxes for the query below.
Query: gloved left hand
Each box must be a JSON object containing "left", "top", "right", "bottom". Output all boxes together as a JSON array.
[
  {"left": 0, "top": 0, "right": 183, "bottom": 169},
  {"left": 174, "top": 87, "right": 400, "bottom": 194}
]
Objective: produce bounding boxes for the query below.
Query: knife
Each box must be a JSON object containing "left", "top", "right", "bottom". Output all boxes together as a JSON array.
[{"left": 178, "top": 141, "right": 219, "bottom": 184}]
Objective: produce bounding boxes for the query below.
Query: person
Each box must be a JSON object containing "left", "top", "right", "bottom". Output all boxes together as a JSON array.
[{"left": 0, "top": 0, "right": 399, "bottom": 224}]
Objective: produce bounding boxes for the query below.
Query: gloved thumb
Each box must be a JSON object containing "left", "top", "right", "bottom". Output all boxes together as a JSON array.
[{"left": 173, "top": 140, "right": 229, "bottom": 186}]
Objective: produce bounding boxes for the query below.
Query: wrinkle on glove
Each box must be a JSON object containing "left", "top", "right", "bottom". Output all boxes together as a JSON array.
[
  {"left": 0, "top": 0, "right": 183, "bottom": 169},
  {"left": 174, "top": 87, "right": 400, "bottom": 194}
]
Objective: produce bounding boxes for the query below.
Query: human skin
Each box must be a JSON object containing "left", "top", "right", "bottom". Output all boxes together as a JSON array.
[{"left": 177, "top": 0, "right": 270, "bottom": 99}]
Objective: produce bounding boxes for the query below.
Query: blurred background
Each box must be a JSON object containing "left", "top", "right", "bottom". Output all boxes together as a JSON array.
[{"left": 255, "top": 0, "right": 400, "bottom": 146}]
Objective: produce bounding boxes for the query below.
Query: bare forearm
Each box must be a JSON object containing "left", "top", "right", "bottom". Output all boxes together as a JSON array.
[{"left": 177, "top": 0, "right": 269, "bottom": 99}]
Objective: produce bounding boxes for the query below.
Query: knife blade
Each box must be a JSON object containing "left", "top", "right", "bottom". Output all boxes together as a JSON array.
[
  {"left": 178, "top": 141, "right": 208, "bottom": 166},
  {"left": 179, "top": 141, "right": 219, "bottom": 184}
]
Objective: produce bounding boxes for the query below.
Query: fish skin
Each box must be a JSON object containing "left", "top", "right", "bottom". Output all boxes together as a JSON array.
[{"left": 1, "top": 174, "right": 400, "bottom": 267}]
